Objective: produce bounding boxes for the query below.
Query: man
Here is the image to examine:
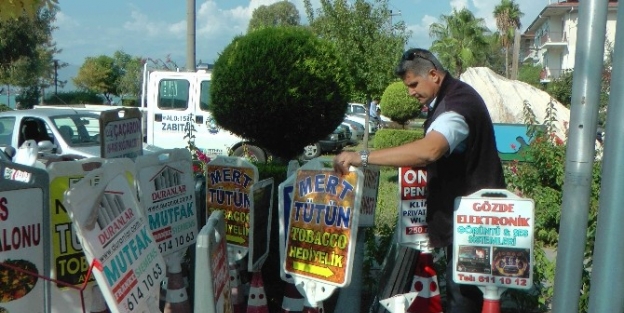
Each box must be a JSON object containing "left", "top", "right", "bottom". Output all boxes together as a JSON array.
[
  {"left": 333, "top": 48, "right": 505, "bottom": 313},
  {"left": 369, "top": 98, "right": 380, "bottom": 119}
]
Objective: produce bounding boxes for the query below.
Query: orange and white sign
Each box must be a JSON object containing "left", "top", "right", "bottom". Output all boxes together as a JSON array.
[{"left": 283, "top": 168, "right": 362, "bottom": 287}]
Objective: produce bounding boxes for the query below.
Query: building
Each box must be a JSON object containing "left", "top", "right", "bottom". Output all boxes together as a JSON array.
[{"left": 521, "top": 0, "right": 618, "bottom": 83}]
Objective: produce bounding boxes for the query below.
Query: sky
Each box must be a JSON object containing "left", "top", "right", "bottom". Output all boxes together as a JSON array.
[{"left": 52, "top": 0, "right": 548, "bottom": 85}]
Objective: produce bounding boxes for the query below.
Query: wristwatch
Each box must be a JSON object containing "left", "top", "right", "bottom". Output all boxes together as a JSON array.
[{"left": 359, "top": 150, "right": 370, "bottom": 167}]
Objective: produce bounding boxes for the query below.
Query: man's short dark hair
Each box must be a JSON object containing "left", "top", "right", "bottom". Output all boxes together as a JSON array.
[{"left": 395, "top": 48, "right": 445, "bottom": 78}]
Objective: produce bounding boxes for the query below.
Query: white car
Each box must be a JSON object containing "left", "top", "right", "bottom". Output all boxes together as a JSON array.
[{"left": 0, "top": 108, "right": 162, "bottom": 160}]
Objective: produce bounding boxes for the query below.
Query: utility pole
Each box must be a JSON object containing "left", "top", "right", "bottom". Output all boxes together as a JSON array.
[
  {"left": 511, "top": 30, "right": 521, "bottom": 80},
  {"left": 54, "top": 59, "right": 59, "bottom": 94},
  {"left": 389, "top": 9, "right": 401, "bottom": 29},
  {"left": 186, "top": 0, "right": 196, "bottom": 72}
]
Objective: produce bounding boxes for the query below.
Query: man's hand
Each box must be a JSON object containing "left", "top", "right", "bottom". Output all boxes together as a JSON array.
[{"left": 333, "top": 151, "right": 361, "bottom": 175}]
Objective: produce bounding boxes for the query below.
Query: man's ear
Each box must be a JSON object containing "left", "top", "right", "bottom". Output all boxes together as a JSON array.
[{"left": 429, "top": 69, "right": 441, "bottom": 83}]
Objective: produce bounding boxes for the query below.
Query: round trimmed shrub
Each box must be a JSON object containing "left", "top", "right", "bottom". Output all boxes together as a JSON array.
[
  {"left": 380, "top": 81, "right": 420, "bottom": 127},
  {"left": 211, "top": 26, "right": 352, "bottom": 160}
]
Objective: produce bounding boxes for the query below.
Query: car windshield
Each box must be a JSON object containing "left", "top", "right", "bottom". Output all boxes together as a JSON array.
[{"left": 51, "top": 114, "right": 101, "bottom": 147}]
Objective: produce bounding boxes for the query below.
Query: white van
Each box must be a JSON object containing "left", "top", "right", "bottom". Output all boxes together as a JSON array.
[{"left": 141, "top": 66, "right": 268, "bottom": 162}]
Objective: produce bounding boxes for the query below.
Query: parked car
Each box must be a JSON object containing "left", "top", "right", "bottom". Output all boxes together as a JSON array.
[
  {"left": 0, "top": 108, "right": 161, "bottom": 161},
  {"left": 301, "top": 125, "right": 349, "bottom": 160},
  {"left": 342, "top": 119, "right": 365, "bottom": 143},
  {"left": 348, "top": 102, "right": 392, "bottom": 123},
  {"left": 345, "top": 114, "right": 379, "bottom": 134}
]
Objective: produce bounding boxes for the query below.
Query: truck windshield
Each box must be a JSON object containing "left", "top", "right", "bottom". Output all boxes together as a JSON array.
[{"left": 158, "top": 79, "right": 190, "bottom": 110}]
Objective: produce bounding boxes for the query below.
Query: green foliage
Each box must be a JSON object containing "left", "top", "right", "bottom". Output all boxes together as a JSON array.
[
  {"left": 0, "top": 104, "right": 13, "bottom": 112},
  {"left": 379, "top": 81, "right": 421, "bottom": 127},
  {"left": 113, "top": 51, "right": 144, "bottom": 101},
  {"left": 0, "top": 0, "right": 58, "bottom": 21},
  {"left": 15, "top": 85, "right": 40, "bottom": 109},
  {"left": 304, "top": 0, "right": 410, "bottom": 100},
  {"left": 493, "top": 0, "right": 524, "bottom": 78},
  {"left": 546, "top": 70, "right": 573, "bottom": 107},
  {"left": 44, "top": 90, "right": 105, "bottom": 104},
  {"left": 373, "top": 128, "right": 423, "bottom": 150},
  {"left": 503, "top": 101, "right": 602, "bottom": 312},
  {"left": 211, "top": 26, "right": 351, "bottom": 160},
  {"left": 546, "top": 67, "right": 610, "bottom": 126},
  {"left": 518, "top": 63, "right": 543, "bottom": 88},
  {"left": 73, "top": 55, "right": 122, "bottom": 104},
  {"left": 429, "top": 8, "right": 490, "bottom": 76},
  {"left": 0, "top": 5, "right": 59, "bottom": 90},
  {"left": 247, "top": 0, "right": 300, "bottom": 32}
]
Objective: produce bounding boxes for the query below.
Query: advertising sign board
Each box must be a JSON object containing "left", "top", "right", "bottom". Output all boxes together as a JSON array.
[
  {"left": 65, "top": 159, "right": 166, "bottom": 313},
  {"left": 100, "top": 108, "right": 143, "bottom": 160},
  {"left": 398, "top": 167, "right": 429, "bottom": 247},
  {"left": 206, "top": 156, "right": 258, "bottom": 261},
  {"left": 453, "top": 189, "right": 534, "bottom": 290},
  {"left": 135, "top": 149, "right": 198, "bottom": 257},
  {"left": 283, "top": 167, "right": 362, "bottom": 287},
  {"left": 248, "top": 178, "right": 274, "bottom": 272},
  {"left": 0, "top": 161, "right": 49, "bottom": 313}
]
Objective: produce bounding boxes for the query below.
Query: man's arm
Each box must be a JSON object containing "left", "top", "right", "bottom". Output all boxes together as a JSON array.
[
  {"left": 333, "top": 130, "right": 449, "bottom": 174},
  {"left": 333, "top": 111, "right": 468, "bottom": 175}
]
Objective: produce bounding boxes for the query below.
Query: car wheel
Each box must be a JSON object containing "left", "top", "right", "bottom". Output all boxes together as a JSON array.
[
  {"left": 302, "top": 143, "right": 321, "bottom": 160},
  {"left": 232, "top": 144, "right": 266, "bottom": 163}
]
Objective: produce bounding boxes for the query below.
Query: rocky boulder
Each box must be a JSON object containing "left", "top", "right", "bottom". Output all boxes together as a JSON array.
[{"left": 460, "top": 67, "right": 570, "bottom": 140}]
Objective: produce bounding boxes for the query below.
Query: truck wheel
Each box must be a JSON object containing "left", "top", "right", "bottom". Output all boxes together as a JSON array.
[
  {"left": 302, "top": 143, "right": 321, "bottom": 160},
  {"left": 232, "top": 144, "right": 266, "bottom": 163}
]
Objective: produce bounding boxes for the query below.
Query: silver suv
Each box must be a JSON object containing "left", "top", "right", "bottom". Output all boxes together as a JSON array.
[{"left": 0, "top": 108, "right": 102, "bottom": 158}]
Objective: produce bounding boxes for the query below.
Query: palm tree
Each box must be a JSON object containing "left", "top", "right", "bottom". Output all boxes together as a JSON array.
[
  {"left": 493, "top": 0, "right": 524, "bottom": 78},
  {"left": 429, "top": 8, "right": 490, "bottom": 77}
]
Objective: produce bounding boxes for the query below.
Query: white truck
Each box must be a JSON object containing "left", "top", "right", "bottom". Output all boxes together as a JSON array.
[
  {"left": 139, "top": 64, "right": 268, "bottom": 162},
  {"left": 35, "top": 65, "right": 268, "bottom": 162}
]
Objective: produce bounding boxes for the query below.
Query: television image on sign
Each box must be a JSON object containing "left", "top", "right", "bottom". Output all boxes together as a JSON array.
[
  {"left": 456, "top": 245, "right": 491, "bottom": 274},
  {"left": 492, "top": 247, "right": 530, "bottom": 278}
]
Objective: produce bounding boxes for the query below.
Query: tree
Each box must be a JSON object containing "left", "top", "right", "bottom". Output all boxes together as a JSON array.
[
  {"left": 0, "top": 0, "right": 57, "bottom": 21},
  {"left": 73, "top": 55, "right": 121, "bottom": 104},
  {"left": 211, "top": 26, "right": 351, "bottom": 160},
  {"left": 304, "top": 0, "right": 410, "bottom": 102},
  {"left": 247, "top": 0, "right": 300, "bottom": 32},
  {"left": 113, "top": 50, "right": 144, "bottom": 103},
  {"left": 380, "top": 81, "right": 420, "bottom": 128},
  {"left": 429, "top": 8, "right": 490, "bottom": 77},
  {"left": 493, "top": 0, "right": 523, "bottom": 78}
]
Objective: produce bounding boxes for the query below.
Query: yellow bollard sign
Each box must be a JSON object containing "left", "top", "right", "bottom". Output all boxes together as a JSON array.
[{"left": 283, "top": 168, "right": 362, "bottom": 287}]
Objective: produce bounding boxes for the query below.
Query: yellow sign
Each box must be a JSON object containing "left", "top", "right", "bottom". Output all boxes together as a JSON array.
[
  {"left": 206, "top": 164, "right": 256, "bottom": 248},
  {"left": 284, "top": 169, "right": 359, "bottom": 286},
  {"left": 50, "top": 176, "right": 95, "bottom": 288}
]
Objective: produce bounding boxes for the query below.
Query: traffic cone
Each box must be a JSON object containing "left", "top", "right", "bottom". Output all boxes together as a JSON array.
[
  {"left": 163, "top": 255, "right": 191, "bottom": 313},
  {"left": 281, "top": 278, "right": 304, "bottom": 313},
  {"left": 246, "top": 272, "right": 269, "bottom": 313},
  {"left": 90, "top": 285, "right": 110, "bottom": 313},
  {"left": 230, "top": 263, "right": 245, "bottom": 313},
  {"left": 406, "top": 251, "right": 443, "bottom": 313}
]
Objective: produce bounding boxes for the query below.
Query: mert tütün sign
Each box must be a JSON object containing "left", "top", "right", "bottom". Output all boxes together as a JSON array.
[
  {"left": 398, "top": 167, "right": 429, "bottom": 247},
  {"left": 453, "top": 189, "right": 534, "bottom": 290},
  {"left": 206, "top": 156, "right": 258, "bottom": 261},
  {"left": 65, "top": 159, "right": 166, "bottom": 313},
  {"left": 135, "top": 149, "right": 198, "bottom": 257},
  {"left": 283, "top": 168, "right": 362, "bottom": 287}
]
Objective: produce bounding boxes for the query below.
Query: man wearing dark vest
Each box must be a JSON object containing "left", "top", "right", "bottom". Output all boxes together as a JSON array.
[{"left": 333, "top": 48, "right": 505, "bottom": 313}]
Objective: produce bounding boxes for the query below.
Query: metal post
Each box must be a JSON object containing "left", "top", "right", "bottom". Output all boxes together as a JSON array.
[
  {"left": 551, "top": 0, "right": 608, "bottom": 312},
  {"left": 54, "top": 59, "right": 58, "bottom": 94},
  {"left": 587, "top": 3, "right": 624, "bottom": 313},
  {"left": 186, "top": 0, "right": 196, "bottom": 72}
]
